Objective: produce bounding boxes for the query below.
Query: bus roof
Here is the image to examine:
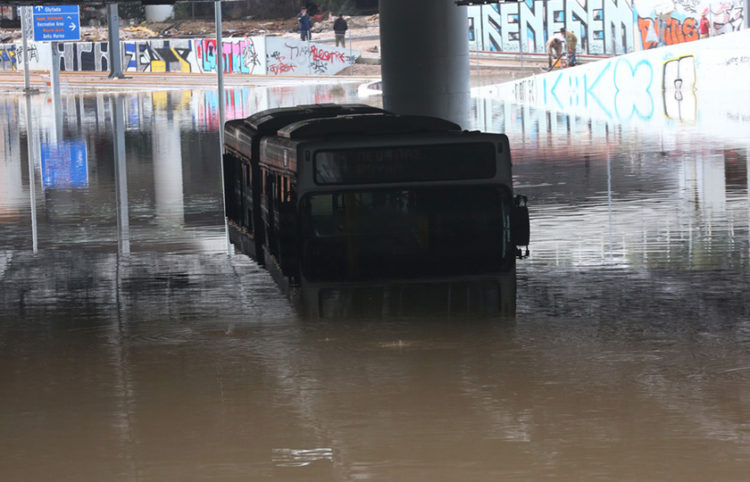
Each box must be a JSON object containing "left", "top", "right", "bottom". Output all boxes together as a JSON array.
[
  {"left": 244, "top": 104, "right": 384, "bottom": 134},
  {"left": 277, "top": 113, "right": 462, "bottom": 140}
]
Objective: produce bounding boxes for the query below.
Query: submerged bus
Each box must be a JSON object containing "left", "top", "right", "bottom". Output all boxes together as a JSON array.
[{"left": 223, "top": 105, "right": 529, "bottom": 317}]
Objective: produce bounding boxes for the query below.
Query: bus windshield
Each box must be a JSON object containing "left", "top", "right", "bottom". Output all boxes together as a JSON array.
[{"left": 300, "top": 186, "right": 508, "bottom": 281}]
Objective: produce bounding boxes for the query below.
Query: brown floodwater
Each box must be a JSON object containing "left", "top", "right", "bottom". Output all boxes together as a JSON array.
[{"left": 1, "top": 83, "right": 749, "bottom": 481}]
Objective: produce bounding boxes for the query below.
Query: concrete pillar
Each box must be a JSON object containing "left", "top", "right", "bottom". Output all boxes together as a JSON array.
[
  {"left": 107, "top": 4, "right": 124, "bottom": 78},
  {"left": 380, "top": 0, "right": 471, "bottom": 127},
  {"left": 112, "top": 95, "right": 130, "bottom": 256}
]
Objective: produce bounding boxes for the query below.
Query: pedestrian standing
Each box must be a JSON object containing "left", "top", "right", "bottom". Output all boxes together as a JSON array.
[
  {"left": 563, "top": 28, "right": 578, "bottom": 66},
  {"left": 333, "top": 14, "right": 348, "bottom": 48},
  {"left": 298, "top": 7, "right": 312, "bottom": 41},
  {"left": 699, "top": 10, "right": 710, "bottom": 38}
]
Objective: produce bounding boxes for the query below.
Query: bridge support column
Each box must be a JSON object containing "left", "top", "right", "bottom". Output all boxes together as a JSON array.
[
  {"left": 107, "top": 4, "right": 124, "bottom": 78},
  {"left": 380, "top": 0, "right": 470, "bottom": 128}
]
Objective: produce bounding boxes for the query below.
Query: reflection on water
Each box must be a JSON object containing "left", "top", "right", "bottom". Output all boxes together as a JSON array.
[{"left": 1, "top": 82, "right": 750, "bottom": 480}]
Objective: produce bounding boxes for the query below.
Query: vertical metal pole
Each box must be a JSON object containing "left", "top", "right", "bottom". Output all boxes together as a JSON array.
[
  {"left": 49, "top": 41, "right": 63, "bottom": 143},
  {"left": 107, "top": 4, "right": 124, "bottom": 78},
  {"left": 112, "top": 95, "right": 130, "bottom": 256},
  {"left": 20, "top": 6, "right": 32, "bottom": 92},
  {"left": 215, "top": 0, "right": 231, "bottom": 254},
  {"left": 25, "top": 92, "right": 38, "bottom": 254},
  {"left": 215, "top": 1, "right": 225, "bottom": 152}
]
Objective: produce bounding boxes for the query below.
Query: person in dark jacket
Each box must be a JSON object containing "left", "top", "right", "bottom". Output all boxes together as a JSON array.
[
  {"left": 333, "top": 14, "right": 348, "bottom": 47},
  {"left": 298, "top": 7, "right": 312, "bottom": 41}
]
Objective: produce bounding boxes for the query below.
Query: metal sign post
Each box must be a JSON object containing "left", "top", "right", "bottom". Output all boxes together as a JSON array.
[
  {"left": 24, "top": 92, "right": 38, "bottom": 254},
  {"left": 32, "top": 5, "right": 80, "bottom": 142},
  {"left": 107, "top": 4, "right": 124, "bottom": 78},
  {"left": 20, "top": 6, "right": 34, "bottom": 92}
]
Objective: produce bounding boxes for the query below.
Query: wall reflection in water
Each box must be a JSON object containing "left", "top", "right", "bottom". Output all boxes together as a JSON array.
[
  {"left": 0, "top": 83, "right": 749, "bottom": 480},
  {"left": 473, "top": 95, "right": 750, "bottom": 272}
]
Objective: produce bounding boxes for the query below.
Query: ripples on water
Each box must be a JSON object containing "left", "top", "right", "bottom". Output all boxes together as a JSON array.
[{"left": 1, "top": 83, "right": 749, "bottom": 480}]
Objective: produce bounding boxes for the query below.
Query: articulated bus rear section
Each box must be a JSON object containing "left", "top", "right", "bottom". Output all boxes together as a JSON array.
[{"left": 223, "top": 104, "right": 384, "bottom": 265}]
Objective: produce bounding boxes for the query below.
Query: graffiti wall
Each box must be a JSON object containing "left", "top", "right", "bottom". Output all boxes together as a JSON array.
[
  {"left": 634, "top": 0, "right": 744, "bottom": 50},
  {"left": 468, "top": 0, "right": 637, "bottom": 55},
  {"left": 195, "top": 37, "right": 265, "bottom": 75},
  {"left": 57, "top": 42, "right": 110, "bottom": 72},
  {"left": 0, "top": 44, "right": 18, "bottom": 71},
  {"left": 15, "top": 37, "right": 357, "bottom": 76},
  {"left": 468, "top": 0, "right": 745, "bottom": 54},
  {"left": 124, "top": 39, "right": 195, "bottom": 73},
  {"left": 265, "top": 37, "right": 358, "bottom": 76},
  {"left": 474, "top": 29, "right": 750, "bottom": 138}
]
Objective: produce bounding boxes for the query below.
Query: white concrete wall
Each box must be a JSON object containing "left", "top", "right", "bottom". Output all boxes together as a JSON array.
[
  {"left": 474, "top": 29, "right": 750, "bottom": 139},
  {"left": 265, "top": 37, "right": 358, "bottom": 76}
]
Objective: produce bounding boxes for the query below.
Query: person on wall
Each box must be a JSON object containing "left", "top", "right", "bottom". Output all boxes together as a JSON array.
[
  {"left": 563, "top": 28, "right": 578, "bottom": 66},
  {"left": 333, "top": 13, "right": 348, "bottom": 48},
  {"left": 699, "top": 10, "right": 710, "bottom": 38},
  {"left": 546, "top": 36, "right": 564, "bottom": 69},
  {"left": 298, "top": 7, "right": 312, "bottom": 41}
]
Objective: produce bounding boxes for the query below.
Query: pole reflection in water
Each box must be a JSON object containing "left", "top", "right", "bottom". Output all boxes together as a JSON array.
[
  {"left": 112, "top": 94, "right": 131, "bottom": 256},
  {"left": 152, "top": 105, "right": 185, "bottom": 228},
  {"left": 0, "top": 83, "right": 749, "bottom": 480},
  {"left": 25, "top": 93, "right": 38, "bottom": 254}
]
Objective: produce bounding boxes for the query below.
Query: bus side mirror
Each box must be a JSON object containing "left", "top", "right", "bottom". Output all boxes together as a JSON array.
[{"left": 511, "top": 194, "right": 530, "bottom": 259}]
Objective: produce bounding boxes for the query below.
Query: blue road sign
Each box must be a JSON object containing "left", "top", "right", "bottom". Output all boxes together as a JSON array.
[
  {"left": 41, "top": 140, "right": 88, "bottom": 188},
  {"left": 32, "top": 5, "right": 80, "bottom": 42}
]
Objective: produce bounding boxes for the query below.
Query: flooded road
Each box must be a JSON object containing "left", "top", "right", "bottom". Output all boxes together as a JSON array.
[{"left": 1, "top": 81, "right": 750, "bottom": 480}]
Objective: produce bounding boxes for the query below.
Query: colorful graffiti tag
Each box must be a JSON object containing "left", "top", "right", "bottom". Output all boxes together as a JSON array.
[
  {"left": 124, "top": 40, "right": 193, "bottom": 72},
  {"left": 195, "top": 38, "right": 263, "bottom": 75},
  {"left": 637, "top": 15, "right": 699, "bottom": 49},
  {"left": 0, "top": 44, "right": 17, "bottom": 71}
]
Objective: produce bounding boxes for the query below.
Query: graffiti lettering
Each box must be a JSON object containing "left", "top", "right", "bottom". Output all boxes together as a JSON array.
[
  {"left": 267, "top": 38, "right": 354, "bottom": 76},
  {"left": 0, "top": 44, "right": 17, "bottom": 71},
  {"left": 637, "top": 16, "right": 698, "bottom": 50},
  {"left": 125, "top": 40, "right": 192, "bottom": 72},
  {"left": 197, "top": 38, "right": 217, "bottom": 73},
  {"left": 469, "top": 0, "right": 634, "bottom": 55},
  {"left": 16, "top": 44, "right": 39, "bottom": 63},
  {"left": 55, "top": 42, "right": 109, "bottom": 71},
  {"left": 310, "top": 45, "right": 345, "bottom": 64},
  {"left": 268, "top": 54, "right": 296, "bottom": 75}
]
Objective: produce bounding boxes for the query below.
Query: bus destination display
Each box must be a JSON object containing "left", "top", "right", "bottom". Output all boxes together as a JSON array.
[{"left": 314, "top": 142, "right": 496, "bottom": 185}]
